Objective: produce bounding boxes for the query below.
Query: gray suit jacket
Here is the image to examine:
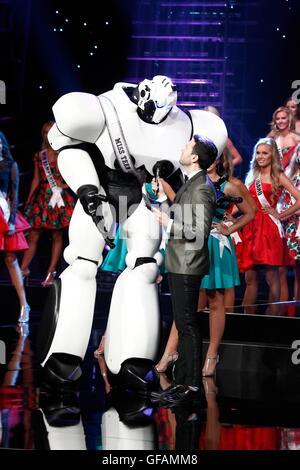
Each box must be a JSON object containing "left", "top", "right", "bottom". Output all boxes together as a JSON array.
[{"left": 165, "top": 170, "right": 215, "bottom": 275}]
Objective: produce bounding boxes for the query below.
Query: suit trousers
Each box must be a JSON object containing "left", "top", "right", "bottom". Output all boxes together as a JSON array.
[{"left": 168, "top": 273, "right": 203, "bottom": 388}]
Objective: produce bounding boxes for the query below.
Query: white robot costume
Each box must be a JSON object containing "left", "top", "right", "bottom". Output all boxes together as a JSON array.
[{"left": 37, "top": 75, "right": 227, "bottom": 389}]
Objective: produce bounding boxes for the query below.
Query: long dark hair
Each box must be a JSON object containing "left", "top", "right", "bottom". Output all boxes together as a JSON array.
[
  {"left": 0, "top": 131, "right": 14, "bottom": 162},
  {"left": 216, "top": 151, "right": 233, "bottom": 178}
]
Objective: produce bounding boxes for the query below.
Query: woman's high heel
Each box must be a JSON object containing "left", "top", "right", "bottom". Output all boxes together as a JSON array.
[
  {"left": 94, "top": 335, "right": 105, "bottom": 358},
  {"left": 21, "top": 268, "right": 30, "bottom": 279},
  {"left": 155, "top": 351, "right": 178, "bottom": 373},
  {"left": 41, "top": 271, "right": 57, "bottom": 287},
  {"left": 202, "top": 355, "right": 219, "bottom": 377}
]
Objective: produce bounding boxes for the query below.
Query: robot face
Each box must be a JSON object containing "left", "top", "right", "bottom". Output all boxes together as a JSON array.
[{"left": 137, "top": 75, "right": 177, "bottom": 124}]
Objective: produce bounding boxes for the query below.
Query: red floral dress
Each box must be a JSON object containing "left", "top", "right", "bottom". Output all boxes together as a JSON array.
[
  {"left": 281, "top": 171, "right": 300, "bottom": 260},
  {"left": 25, "top": 151, "right": 75, "bottom": 230},
  {"left": 280, "top": 146, "right": 297, "bottom": 171}
]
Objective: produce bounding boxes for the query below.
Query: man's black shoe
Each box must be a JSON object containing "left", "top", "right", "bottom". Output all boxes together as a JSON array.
[{"left": 150, "top": 384, "right": 200, "bottom": 406}]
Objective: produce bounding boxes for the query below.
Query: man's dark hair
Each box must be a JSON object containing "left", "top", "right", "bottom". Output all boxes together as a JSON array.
[{"left": 192, "top": 135, "right": 218, "bottom": 170}]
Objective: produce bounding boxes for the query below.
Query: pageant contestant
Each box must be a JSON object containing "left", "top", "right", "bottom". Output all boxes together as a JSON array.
[{"left": 21, "top": 122, "right": 75, "bottom": 286}]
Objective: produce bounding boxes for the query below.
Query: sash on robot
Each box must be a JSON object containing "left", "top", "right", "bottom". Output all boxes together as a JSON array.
[
  {"left": 39, "top": 150, "right": 65, "bottom": 208},
  {"left": 99, "top": 95, "right": 144, "bottom": 185},
  {"left": 255, "top": 176, "right": 284, "bottom": 238}
]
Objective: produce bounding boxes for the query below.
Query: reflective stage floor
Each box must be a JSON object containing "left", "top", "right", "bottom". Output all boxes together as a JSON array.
[{"left": 1, "top": 286, "right": 300, "bottom": 453}]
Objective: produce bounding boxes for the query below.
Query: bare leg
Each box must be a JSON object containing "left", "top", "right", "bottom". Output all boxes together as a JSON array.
[
  {"left": 224, "top": 287, "right": 235, "bottom": 312},
  {"left": 295, "top": 262, "right": 300, "bottom": 301},
  {"left": 265, "top": 267, "right": 280, "bottom": 315},
  {"left": 97, "top": 355, "right": 111, "bottom": 394},
  {"left": 47, "top": 229, "right": 63, "bottom": 273},
  {"left": 94, "top": 333, "right": 106, "bottom": 357},
  {"left": 293, "top": 267, "right": 298, "bottom": 300},
  {"left": 3, "top": 331, "right": 26, "bottom": 386},
  {"left": 242, "top": 269, "right": 258, "bottom": 314},
  {"left": 279, "top": 266, "right": 289, "bottom": 302},
  {"left": 203, "top": 377, "right": 220, "bottom": 450},
  {"left": 155, "top": 321, "right": 179, "bottom": 373},
  {"left": 41, "top": 229, "right": 64, "bottom": 286},
  {"left": 197, "top": 288, "right": 207, "bottom": 311},
  {"left": 202, "top": 289, "right": 225, "bottom": 376},
  {"left": 4, "top": 252, "right": 28, "bottom": 308},
  {"left": 20, "top": 229, "right": 42, "bottom": 274}
]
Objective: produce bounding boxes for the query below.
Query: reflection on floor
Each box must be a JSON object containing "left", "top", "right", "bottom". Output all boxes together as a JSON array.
[{"left": 1, "top": 313, "right": 300, "bottom": 451}]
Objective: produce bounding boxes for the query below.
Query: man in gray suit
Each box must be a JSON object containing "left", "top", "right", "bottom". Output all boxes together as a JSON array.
[{"left": 153, "top": 134, "right": 217, "bottom": 399}]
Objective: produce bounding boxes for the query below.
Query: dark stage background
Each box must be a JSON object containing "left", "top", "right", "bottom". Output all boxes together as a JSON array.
[{"left": 0, "top": 0, "right": 299, "bottom": 192}]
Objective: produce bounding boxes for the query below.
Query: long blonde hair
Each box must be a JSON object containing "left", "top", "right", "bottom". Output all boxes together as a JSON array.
[
  {"left": 244, "top": 138, "right": 282, "bottom": 203},
  {"left": 270, "top": 106, "right": 293, "bottom": 133}
]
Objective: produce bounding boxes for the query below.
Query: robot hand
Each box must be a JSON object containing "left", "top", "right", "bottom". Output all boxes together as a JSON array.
[{"left": 77, "top": 184, "right": 115, "bottom": 248}]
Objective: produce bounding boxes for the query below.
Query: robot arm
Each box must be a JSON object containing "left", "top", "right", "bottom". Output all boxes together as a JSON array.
[
  {"left": 48, "top": 92, "right": 114, "bottom": 246},
  {"left": 48, "top": 91, "right": 105, "bottom": 194},
  {"left": 48, "top": 123, "right": 100, "bottom": 193}
]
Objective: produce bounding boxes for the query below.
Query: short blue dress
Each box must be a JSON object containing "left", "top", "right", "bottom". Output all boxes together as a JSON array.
[{"left": 201, "top": 179, "right": 240, "bottom": 290}]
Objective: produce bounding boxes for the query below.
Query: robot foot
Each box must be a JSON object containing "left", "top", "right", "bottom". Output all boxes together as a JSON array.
[
  {"left": 33, "top": 391, "right": 81, "bottom": 450},
  {"left": 117, "top": 357, "right": 160, "bottom": 393},
  {"left": 107, "top": 389, "right": 157, "bottom": 426},
  {"left": 42, "top": 353, "right": 83, "bottom": 391}
]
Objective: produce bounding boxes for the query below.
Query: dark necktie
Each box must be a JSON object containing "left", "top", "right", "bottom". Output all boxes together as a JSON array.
[{"left": 184, "top": 174, "right": 188, "bottom": 183}]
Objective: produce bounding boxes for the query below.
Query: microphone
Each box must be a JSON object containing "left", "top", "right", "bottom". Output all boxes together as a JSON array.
[{"left": 155, "top": 167, "right": 160, "bottom": 197}]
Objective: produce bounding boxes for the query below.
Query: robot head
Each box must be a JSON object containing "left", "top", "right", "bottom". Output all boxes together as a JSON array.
[{"left": 137, "top": 75, "right": 177, "bottom": 124}]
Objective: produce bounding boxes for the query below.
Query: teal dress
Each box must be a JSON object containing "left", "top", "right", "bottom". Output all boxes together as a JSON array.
[
  {"left": 101, "top": 183, "right": 166, "bottom": 273},
  {"left": 101, "top": 224, "right": 127, "bottom": 272},
  {"left": 201, "top": 179, "right": 240, "bottom": 290}
]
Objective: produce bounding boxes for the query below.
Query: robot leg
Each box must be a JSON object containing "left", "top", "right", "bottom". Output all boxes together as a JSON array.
[
  {"left": 105, "top": 201, "right": 162, "bottom": 376},
  {"left": 37, "top": 201, "right": 106, "bottom": 389},
  {"left": 105, "top": 260, "right": 161, "bottom": 375}
]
